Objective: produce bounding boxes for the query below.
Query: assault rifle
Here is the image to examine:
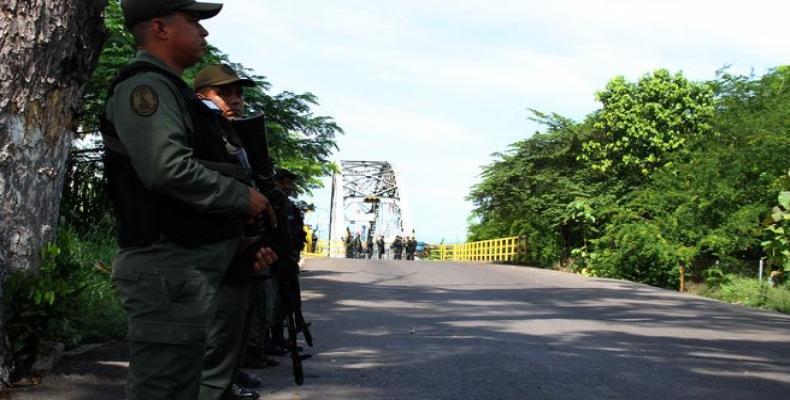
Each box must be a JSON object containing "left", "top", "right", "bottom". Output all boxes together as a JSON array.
[{"left": 231, "top": 114, "right": 314, "bottom": 386}]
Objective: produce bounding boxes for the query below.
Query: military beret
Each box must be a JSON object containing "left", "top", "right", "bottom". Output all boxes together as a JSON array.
[
  {"left": 122, "top": 0, "right": 223, "bottom": 29},
  {"left": 193, "top": 64, "right": 256, "bottom": 91}
]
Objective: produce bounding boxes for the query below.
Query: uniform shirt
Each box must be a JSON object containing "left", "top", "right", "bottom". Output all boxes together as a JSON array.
[{"left": 105, "top": 50, "right": 249, "bottom": 215}]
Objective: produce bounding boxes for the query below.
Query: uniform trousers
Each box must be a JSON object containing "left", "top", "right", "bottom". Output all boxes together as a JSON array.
[{"left": 113, "top": 238, "right": 237, "bottom": 400}]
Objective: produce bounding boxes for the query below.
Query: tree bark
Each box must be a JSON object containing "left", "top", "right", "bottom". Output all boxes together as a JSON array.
[{"left": 0, "top": 0, "right": 107, "bottom": 387}]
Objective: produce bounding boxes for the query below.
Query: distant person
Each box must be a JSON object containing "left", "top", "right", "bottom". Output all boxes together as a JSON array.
[
  {"left": 353, "top": 233, "right": 363, "bottom": 258},
  {"left": 366, "top": 236, "right": 374, "bottom": 259},
  {"left": 344, "top": 228, "right": 354, "bottom": 258},
  {"left": 406, "top": 236, "right": 417, "bottom": 260},
  {"left": 377, "top": 236, "right": 385, "bottom": 259},
  {"left": 392, "top": 236, "right": 404, "bottom": 260}
]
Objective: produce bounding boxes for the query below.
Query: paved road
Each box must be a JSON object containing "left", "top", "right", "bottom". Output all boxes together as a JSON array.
[
  {"left": 11, "top": 258, "right": 790, "bottom": 399},
  {"left": 262, "top": 258, "right": 790, "bottom": 400}
]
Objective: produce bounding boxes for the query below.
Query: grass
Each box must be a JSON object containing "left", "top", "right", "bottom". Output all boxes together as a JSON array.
[
  {"left": 694, "top": 274, "right": 790, "bottom": 314},
  {"left": 59, "top": 221, "right": 127, "bottom": 347}
]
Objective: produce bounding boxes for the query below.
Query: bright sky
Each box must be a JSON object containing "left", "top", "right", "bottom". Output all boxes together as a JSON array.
[{"left": 204, "top": 0, "right": 789, "bottom": 243}]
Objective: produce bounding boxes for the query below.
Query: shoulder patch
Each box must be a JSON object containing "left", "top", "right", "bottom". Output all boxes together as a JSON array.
[{"left": 130, "top": 85, "right": 159, "bottom": 117}]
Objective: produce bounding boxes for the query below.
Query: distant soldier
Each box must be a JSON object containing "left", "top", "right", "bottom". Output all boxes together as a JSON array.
[
  {"left": 273, "top": 168, "right": 308, "bottom": 263},
  {"left": 353, "top": 233, "right": 363, "bottom": 258},
  {"left": 344, "top": 228, "right": 353, "bottom": 258},
  {"left": 366, "top": 236, "right": 374, "bottom": 259},
  {"left": 392, "top": 236, "right": 404, "bottom": 260},
  {"left": 406, "top": 237, "right": 418, "bottom": 260},
  {"left": 376, "top": 236, "right": 385, "bottom": 259}
]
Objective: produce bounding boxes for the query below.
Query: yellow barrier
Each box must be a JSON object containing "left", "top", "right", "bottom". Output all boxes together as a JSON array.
[
  {"left": 301, "top": 235, "right": 523, "bottom": 262},
  {"left": 301, "top": 239, "right": 345, "bottom": 258},
  {"left": 437, "top": 236, "right": 521, "bottom": 262}
]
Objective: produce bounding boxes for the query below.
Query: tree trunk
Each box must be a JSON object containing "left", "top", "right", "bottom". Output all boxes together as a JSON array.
[{"left": 0, "top": 0, "right": 107, "bottom": 387}]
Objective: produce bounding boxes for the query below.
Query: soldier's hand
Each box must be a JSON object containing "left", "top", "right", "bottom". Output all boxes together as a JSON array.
[
  {"left": 254, "top": 247, "right": 278, "bottom": 272},
  {"left": 247, "top": 187, "right": 278, "bottom": 227}
]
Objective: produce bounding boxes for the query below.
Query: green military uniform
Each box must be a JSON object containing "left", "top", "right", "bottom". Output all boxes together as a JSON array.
[
  {"left": 192, "top": 64, "right": 260, "bottom": 400},
  {"left": 105, "top": 48, "right": 251, "bottom": 399},
  {"left": 200, "top": 278, "right": 255, "bottom": 399}
]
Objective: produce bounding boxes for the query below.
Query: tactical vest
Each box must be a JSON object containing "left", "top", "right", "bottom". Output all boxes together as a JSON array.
[{"left": 100, "top": 62, "right": 247, "bottom": 248}]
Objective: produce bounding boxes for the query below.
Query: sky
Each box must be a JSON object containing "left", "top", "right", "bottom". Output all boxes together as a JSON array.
[{"left": 203, "top": 0, "right": 789, "bottom": 243}]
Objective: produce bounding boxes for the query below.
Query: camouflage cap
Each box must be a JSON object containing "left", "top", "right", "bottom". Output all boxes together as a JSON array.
[
  {"left": 122, "top": 0, "right": 223, "bottom": 29},
  {"left": 194, "top": 64, "right": 256, "bottom": 91}
]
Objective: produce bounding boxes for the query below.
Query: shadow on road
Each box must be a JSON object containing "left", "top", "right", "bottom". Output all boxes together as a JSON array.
[
  {"left": 296, "top": 261, "right": 790, "bottom": 399},
  {"left": 9, "top": 260, "right": 790, "bottom": 399}
]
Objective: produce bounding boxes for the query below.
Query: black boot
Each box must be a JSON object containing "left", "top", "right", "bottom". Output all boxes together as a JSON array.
[
  {"left": 236, "top": 370, "right": 262, "bottom": 389},
  {"left": 227, "top": 384, "right": 260, "bottom": 400}
]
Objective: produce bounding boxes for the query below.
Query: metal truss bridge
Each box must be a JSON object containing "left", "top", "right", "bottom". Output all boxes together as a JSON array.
[{"left": 328, "top": 161, "right": 413, "bottom": 253}]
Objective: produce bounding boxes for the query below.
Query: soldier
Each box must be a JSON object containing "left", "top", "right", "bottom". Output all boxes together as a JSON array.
[
  {"left": 193, "top": 63, "right": 263, "bottom": 399},
  {"left": 344, "top": 228, "right": 354, "bottom": 258},
  {"left": 269, "top": 168, "right": 315, "bottom": 375},
  {"left": 366, "top": 235, "right": 374, "bottom": 259},
  {"left": 377, "top": 236, "right": 385, "bottom": 259},
  {"left": 353, "top": 233, "right": 362, "bottom": 258},
  {"left": 392, "top": 236, "right": 404, "bottom": 260},
  {"left": 273, "top": 168, "right": 308, "bottom": 264},
  {"left": 407, "top": 236, "right": 418, "bottom": 260},
  {"left": 102, "top": 2, "right": 277, "bottom": 399}
]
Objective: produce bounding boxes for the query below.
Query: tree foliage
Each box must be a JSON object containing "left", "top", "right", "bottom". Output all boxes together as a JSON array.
[
  {"left": 581, "top": 69, "right": 715, "bottom": 178},
  {"left": 62, "top": 0, "right": 342, "bottom": 230},
  {"left": 469, "top": 66, "right": 790, "bottom": 289}
]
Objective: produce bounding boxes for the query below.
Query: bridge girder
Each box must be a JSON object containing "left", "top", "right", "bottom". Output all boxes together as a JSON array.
[{"left": 329, "top": 161, "right": 412, "bottom": 253}]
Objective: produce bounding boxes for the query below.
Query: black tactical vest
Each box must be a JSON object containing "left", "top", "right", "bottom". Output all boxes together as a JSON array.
[{"left": 100, "top": 62, "right": 245, "bottom": 248}]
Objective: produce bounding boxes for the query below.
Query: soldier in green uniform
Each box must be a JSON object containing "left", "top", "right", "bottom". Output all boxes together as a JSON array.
[
  {"left": 392, "top": 236, "right": 404, "bottom": 259},
  {"left": 102, "top": 2, "right": 277, "bottom": 399},
  {"left": 376, "top": 236, "right": 385, "bottom": 259},
  {"left": 193, "top": 64, "right": 263, "bottom": 399}
]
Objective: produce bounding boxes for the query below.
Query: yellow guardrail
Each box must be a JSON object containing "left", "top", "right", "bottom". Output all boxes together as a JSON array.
[
  {"left": 300, "top": 232, "right": 523, "bottom": 263},
  {"left": 436, "top": 236, "right": 522, "bottom": 262},
  {"left": 301, "top": 239, "right": 345, "bottom": 258}
]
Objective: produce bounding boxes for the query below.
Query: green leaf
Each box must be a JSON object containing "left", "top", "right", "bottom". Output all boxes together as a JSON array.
[
  {"left": 772, "top": 207, "right": 785, "bottom": 222},
  {"left": 779, "top": 192, "right": 790, "bottom": 209},
  {"left": 45, "top": 291, "right": 56, "bottom": 305}
]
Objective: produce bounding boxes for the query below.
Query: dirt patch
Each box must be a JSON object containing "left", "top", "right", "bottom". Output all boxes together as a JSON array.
[{"left": 8, "top": 342, "right": 128, "bottom": 400}]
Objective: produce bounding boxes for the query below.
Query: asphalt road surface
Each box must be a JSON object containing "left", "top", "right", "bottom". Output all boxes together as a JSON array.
[{"left": 11, "top": 258, "right": 790, "bottom": 399}]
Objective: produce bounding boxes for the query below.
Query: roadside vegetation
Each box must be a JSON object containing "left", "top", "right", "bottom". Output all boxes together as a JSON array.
[
  {"left": 468, "top": 66, "right": 790, "bottom": 313},
  {"left": 2, "top": 0, "right": 341, "bottom": 379}
]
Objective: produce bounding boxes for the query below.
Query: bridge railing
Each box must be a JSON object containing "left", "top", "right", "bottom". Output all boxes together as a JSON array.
[
  {"left": 435, "top": 236, "right": 522, "bottom": 262},
  {"left": 302, "top": 239, "right": 346, "bottom": 258},
  {"left": 301, "top": 236, "right": 524, "bottom": 263}
]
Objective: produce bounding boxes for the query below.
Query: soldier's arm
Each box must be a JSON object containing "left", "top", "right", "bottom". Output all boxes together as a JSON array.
[{"left": 108, "top": 74, "right": 249, "bottom": 215}]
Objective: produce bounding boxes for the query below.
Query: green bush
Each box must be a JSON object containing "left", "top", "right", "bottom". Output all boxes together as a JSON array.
[
  {"left": 2, "top": 219, "right": 125, "bottom": 376},
  {"left": 703, "top": 274, "right": 790, "bottom": 313},
  {"left": 588, "top": 221, "right": 688, "bottom": 288}
]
